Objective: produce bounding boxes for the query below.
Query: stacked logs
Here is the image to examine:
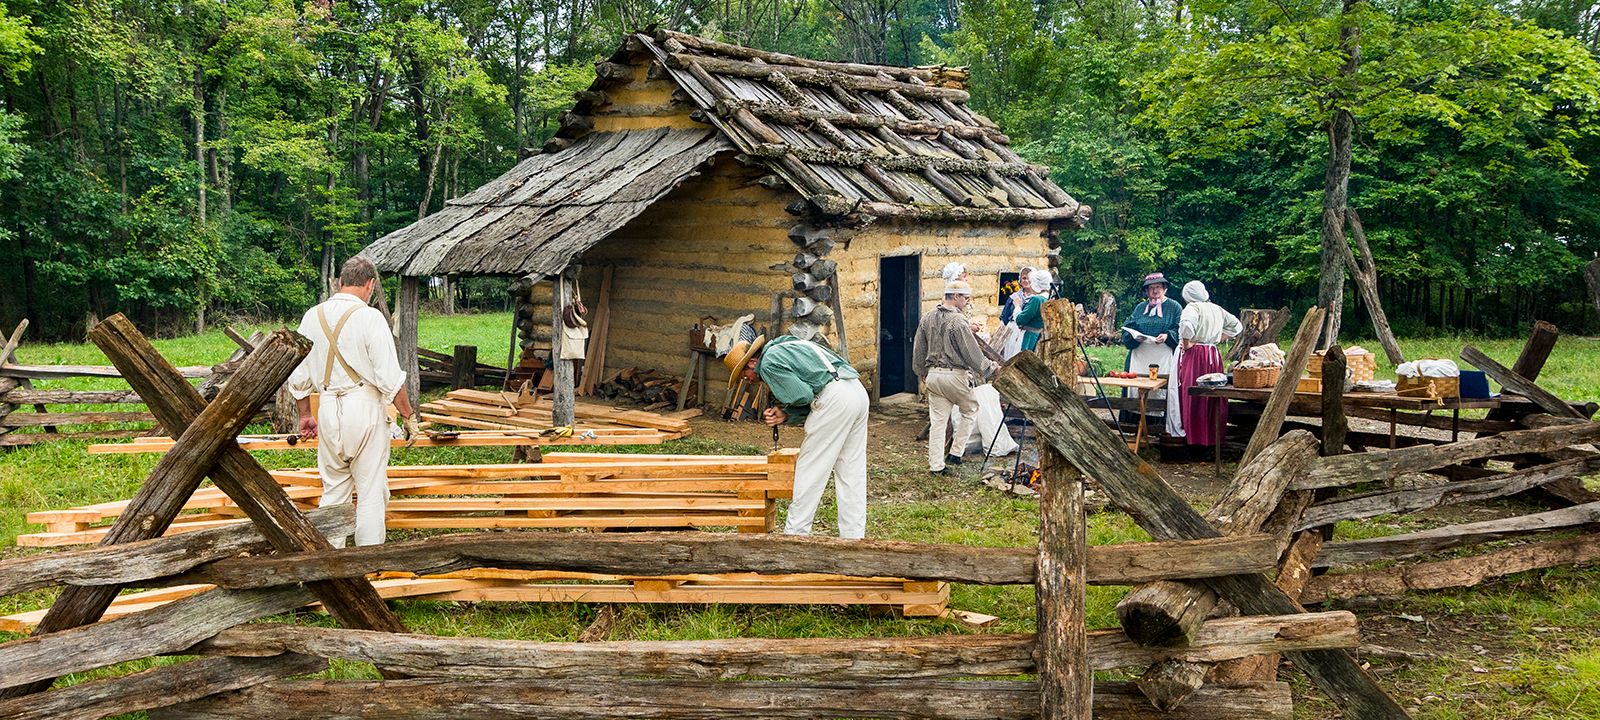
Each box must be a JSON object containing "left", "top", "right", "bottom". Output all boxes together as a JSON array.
[
  {"left": 597, "top": 368, "right": 682, "bottom": 407},
  {"left": 782, "top": 222, "right": 841, "bottom": 342},
  {"left": 509, "top": 275, "right": 545, "bottom": 358}
]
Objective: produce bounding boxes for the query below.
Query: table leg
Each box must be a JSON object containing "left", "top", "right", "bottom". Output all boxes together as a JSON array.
[
  {"left": 1215, "top": 401, "right": 1224, "bottom": 476},
  {"left": 1134, "top": 389, "right": 1148, "bottom": 452},
  {"left": 1452, "top": 409, "right": 1460, "bottom": 442},
  {"left": 1389, "top": 408, "right": 1397, "bottom": 449}
]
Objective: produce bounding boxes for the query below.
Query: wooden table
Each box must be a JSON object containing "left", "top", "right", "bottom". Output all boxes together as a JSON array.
[
  {"left": 1189, "top": 385, "right": 1501, "bottom": 469},
  {"left": 1077, "top": 375, "right": 1167, "bottom": 451}
]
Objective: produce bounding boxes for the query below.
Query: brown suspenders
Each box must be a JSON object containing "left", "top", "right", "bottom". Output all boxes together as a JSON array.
[{"left": 316, "top": 303, "right": 365, "bottom": 390}]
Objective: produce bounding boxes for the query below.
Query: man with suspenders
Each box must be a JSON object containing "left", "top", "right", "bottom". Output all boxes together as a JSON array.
[
  {"left": 751, "top": 335, "right": 870, "bottom": 539},
  {"left": 286, "top": 257, "right": 419, "bottom": 547}
]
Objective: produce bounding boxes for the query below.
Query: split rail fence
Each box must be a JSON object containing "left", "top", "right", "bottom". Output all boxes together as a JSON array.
[{"left": 0, "top": 312, "right": 1393, "bottom": 719}]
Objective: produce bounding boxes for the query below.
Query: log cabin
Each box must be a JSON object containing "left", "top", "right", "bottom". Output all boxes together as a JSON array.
[{"left": 361, "top": 30, "right": 1091, "bottom": 416}]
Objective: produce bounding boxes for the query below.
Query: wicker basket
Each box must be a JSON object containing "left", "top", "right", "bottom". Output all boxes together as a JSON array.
[
  {"left": 1397, "top": 375, "right": 1459, "bottom": 400},
  {"left": 1296, "top": 376, "right": 1322, "bottom": 394},
  {"left": 1232, "top": 365, "right": 1281, "bottom": 389},
  {"left": 1307, "top": 352, "right": 1378, "bottom": 382}
]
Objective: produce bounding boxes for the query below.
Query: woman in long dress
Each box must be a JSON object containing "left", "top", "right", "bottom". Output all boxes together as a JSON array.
[
  {"left": 996, "top": 266, "right": 1035, "bottom": 361},
  {"left": 1165, "top": 280, "right": 1242, "bottom": 447},
  {"left": 1014, "top": 269, "right": 1053, "bottom": 352},
  {"left": 1120, "top": 273, "right": 1180, "bottom": 424}
]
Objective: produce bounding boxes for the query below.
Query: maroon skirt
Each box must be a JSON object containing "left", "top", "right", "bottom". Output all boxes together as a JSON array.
[{"left": 1178, "top": 344, "right": 1226, "bottom": 447}]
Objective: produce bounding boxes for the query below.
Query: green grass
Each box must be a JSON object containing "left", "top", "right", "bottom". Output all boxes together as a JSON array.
[{"left": 4, "top": 314, "right": 1600, "bottom": 718}]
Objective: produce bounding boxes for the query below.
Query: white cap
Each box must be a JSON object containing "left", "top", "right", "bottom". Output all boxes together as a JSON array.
[{"left": 944, "top": 280, "right": 973, "bottom": 296}]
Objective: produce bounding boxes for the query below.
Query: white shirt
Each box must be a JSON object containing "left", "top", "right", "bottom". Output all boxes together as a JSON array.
[
  {"left": 1179, "top": 301, "right": 1243, "bottom": 346},
  {"left": 287, "top": 293, "right": 407, "bottom": 403}
]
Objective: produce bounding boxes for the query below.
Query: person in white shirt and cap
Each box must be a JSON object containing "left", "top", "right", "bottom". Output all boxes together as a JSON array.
[
  {"left": 913, "top": 280, "right": 999, "bottom": 475},
  {"left": 287, "top": 256, "right": 420, "bottom": 547},
  {"left": 1165, "top": 280, "right": 1242, "bottom": 446}
]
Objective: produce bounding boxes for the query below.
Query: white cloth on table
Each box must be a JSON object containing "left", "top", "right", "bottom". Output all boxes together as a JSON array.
[
  {"left": 925, "top": 368, "right": 978, "bottom": 471},
  {"left": 1127, "top": 341, "right": 1175, "bottom": 411},
  {"left": 1396, "top": 359, "right": 1459, "bottom": 378},
  {"left": 288, "top": 293, "right": 408, "bottom": 547},
  {"left": 966, "top": 383, "right": 1019, "bottom": 457},
  {"left": 787, "top": 378, "right": 870, "bottom": 539}
]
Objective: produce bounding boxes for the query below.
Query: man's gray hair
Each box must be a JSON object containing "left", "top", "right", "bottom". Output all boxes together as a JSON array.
[{"left": 339, "top": 256, "right": 379, "bottom": 287}]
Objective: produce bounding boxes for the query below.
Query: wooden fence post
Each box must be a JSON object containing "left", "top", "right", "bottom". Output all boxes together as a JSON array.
[
  {"left": 1034, "top": 299, "right": 1091, "bottom": 718},
  {"left": 0, "top": 321, "right": 316, "bottom": 699},
  {"left": 452, "top": 345, "right": 478, "bottom": 390},
  {"left": 993, "top": 353, "right": 1410, "bottom": 720}
]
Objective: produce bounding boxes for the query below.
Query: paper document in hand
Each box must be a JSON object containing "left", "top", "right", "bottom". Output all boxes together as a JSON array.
[{"left": 1122, "top": 326, "right": 1156, "bottom": 343}]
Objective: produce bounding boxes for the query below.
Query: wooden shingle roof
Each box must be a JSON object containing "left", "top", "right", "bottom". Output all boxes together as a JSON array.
[
  {"left": 365, "top": 31, "right": 1088, "bottom": 277},
  {"left": 614, "top": 31, "right": 1089, "bottom": 224},
  {"left": 364, "top": 128, "right": 729, "bottom": 276}
]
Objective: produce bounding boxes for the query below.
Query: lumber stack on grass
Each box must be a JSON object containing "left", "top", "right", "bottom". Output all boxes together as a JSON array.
[
  {"left": 418, "top": 387, "right": 692, "bottom": 438},
  {"left": 416, "top": 346, "right": 508, "bottom": 389},
  {"left": 17, "top": 451, "right": 801, "bottom": 546}
]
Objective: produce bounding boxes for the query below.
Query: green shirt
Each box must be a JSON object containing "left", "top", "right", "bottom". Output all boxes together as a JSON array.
[{"left": 755, "top": 335, "right": 860, "bottom": 425}]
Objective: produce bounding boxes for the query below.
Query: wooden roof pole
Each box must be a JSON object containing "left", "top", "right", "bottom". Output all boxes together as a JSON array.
[
  {"left": 551, "top": 269, "right": 576, "bottom": 427},
  {"left": 398, "top": 276, "right": 421, "bottom": 411}
]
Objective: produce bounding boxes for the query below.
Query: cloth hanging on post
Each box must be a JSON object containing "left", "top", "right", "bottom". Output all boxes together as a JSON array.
[{"left": 559, "top": 274, "right": 589, "bottom": 360}]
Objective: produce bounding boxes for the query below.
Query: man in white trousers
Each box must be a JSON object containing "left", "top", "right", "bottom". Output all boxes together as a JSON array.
[
  {"left": 743, "top": 334, "right": 870, "bottom": 539},
  {"left": 287, "top": 256, "right": 419, "bottom": 547},
  {"left": 913, "top": 280, "right": 999, "bottom": 476}
]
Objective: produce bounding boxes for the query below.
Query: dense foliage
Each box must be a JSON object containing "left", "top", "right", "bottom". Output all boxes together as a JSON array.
[{"left": 2, "top": 0, "right": 1598, "bottom": 338}]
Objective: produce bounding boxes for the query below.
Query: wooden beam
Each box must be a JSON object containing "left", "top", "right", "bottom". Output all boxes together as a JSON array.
[
  {"left": 1240, "top": 307, "right": 1327, "bottom": 465},
  {"left": 148, "top": 679, "right": 1292, "bottom": 720},
  {"left": 552, "top": 270, "right": 576, "bottom": 427},
  {"left": 992, "top": 352, "right": 1410, "bottom": 720},
  {"left": 1461, "top": 344, "right": 1583, "bottom": 419},
  {"left": 1303, "top": 529, "right": 1600, "bottom": 603},
  {"left": 192, "top": 612, "right": 1357, "bottom": 677},
  {"left": 1313, "top": 500, "right": 1600, "bottom": 568},
  {"left": 0, "top": 323, "right": 314, "bottom": 699},
  {"left": 174, "top": 531, "right": 1278, "bottom": 590},
  {"left": 1485, "top": 321, "right": 1560, "bottom": 422},
  {"left": 398, "top": 276, "right": 421, "bottom": 410},
  {"left": 1295, "top": 422, "right": 1600, "bottom": 490},
  {"left": 1296, "top": 456, "right": 1600, "bottom": 530},
  {"left": 0, "top": 655, "right": 326, "bottom": 720},
  {"left": 1320, "top": 347, "right": 1348, "bottom": 456}
]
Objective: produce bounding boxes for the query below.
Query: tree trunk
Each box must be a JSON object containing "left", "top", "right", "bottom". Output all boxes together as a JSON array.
[
  {"left": 194, "top": 64, "right": 207, "bottom": 225},
  {"left": 1316, "top": 0, "right": 1364, "bottom": 347}
]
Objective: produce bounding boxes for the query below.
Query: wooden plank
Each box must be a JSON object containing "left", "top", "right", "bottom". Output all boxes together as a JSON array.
[
  {"left": 387, "top": 514, "right": 769, "bottom": 530},
  {"left": 0, "top": 363, "right": 212, "bottom": 379},
  {"left": 1296, "top": 456, "right": 1600, "bottom": 529},
  {"left": 0, "top": 654, "right": 327, "bottom": 720},
  {"left": 1303, "top": 530, "right": 1600, "bottom": 603},
  {"left": 1295, "top": 422, "right": 1600, "bottom": 490},
  {"left": 184, "top": 618, "right": 1331, "bottom": 679},
  {"left": 0, "top": 389, "right": 144, "bottom": 404},
  {"left": 1240, "top": 307, "right": 1326, "bottom": 465},
  {"left": 0, "top": 506, "right": 354, "bottom": 597},
  {"left": 1461, "top": 344, "right": 1584, "bottom": 419},
  {"left": 149, "top": 678, "right": 1292, "bottom": 720},
  {"left": 176, "top": 531, "right": 1279, "bottom": 590},
  {"left": 578, "top": 265, "right": 613, "bottom": 395},
  {"left": 413, "top": 582, "right": 946, "bottom": 607},
  {"left": 85, "top": 430, "right": 668, "bottom": 454},
  {"left": 992, "top": 351, "right": 1410, "bottom": 719},
  {"left": 1314, "top": 500, "right": 1600, "bottom": 568}
]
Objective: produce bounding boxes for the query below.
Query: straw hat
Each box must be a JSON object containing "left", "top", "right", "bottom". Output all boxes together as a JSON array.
[{"left": 722, "top": 334, "right": 768, "bottom": 386}]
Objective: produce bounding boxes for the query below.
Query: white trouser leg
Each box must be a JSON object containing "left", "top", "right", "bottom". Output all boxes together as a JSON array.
[
  {"left": 926, "top": 383, "right": 954, "bottom": 471},
  {"left": 786, "top": 379, "right": 870, "bottom": 538},
  {"left": 828, "top": 380, "right": 870, "bottom": 539},
  {"left": 316, "top": 387, "right": 392, "bottom": 547},
  {"left": 968, "top": 384, "right": 1018, "bottom": 456},
  {"left": 926, "top": 369, "right": 978, "bottom": 469}
]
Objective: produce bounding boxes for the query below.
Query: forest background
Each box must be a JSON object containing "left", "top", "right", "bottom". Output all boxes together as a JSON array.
[{"left": 2, "top": 0, "right": 1600, "bottom": 340}]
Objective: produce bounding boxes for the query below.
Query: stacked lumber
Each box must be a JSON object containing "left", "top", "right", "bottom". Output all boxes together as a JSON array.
[
  {"left": 420, "top": 387, "right": 693, "bottom": 439},
  {"left": 596, "top": 367, "right": 683, "bottom": 408},
  {"left": 84, "top": 427, "right": 673, "bottom": 455},
  {"left": 0, "top": 569, "right": 946, "bottom": 632},
  {"left": 18, "top": 451, "right": 797, "bottom": 547}
]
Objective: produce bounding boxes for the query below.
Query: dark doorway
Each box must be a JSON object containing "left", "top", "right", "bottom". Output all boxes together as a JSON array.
[{"left": 878, "top": 255, "right": 921, "bottom": 396}]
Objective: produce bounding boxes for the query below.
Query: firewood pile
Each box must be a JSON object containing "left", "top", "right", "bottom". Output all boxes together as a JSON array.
[
  {"left": 596, "top": 367, "right": 683, "bottom": 409},
  {"left": 419, "top": 388, "right": 693, "bottom": 439},
  {"left": 1074, "top": 291, "right": 1120, "bottom": 347}
]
